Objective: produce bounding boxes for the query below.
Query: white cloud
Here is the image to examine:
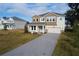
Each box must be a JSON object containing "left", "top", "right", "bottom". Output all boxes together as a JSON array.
[
  {"left": 0, "top": 3, "right": 70, "bottom": 17},
  {"left": 6, "top": 3, "right": 51, "bottom": 16}
]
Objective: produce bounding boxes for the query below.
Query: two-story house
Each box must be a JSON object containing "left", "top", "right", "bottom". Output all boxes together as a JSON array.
[
  {"left": 27, "top": 12, "right": 65, "bottom": 33},
  {"left": 0, "top": 17, "right": 26, "bottom": 30},
  {"left": 0, "top": 17, "right": 15, "bottom": 30}
]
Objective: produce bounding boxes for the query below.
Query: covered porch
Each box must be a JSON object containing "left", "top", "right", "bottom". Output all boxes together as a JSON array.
[{"left": 28, "top": 23, "right": 46, "bottom": 33}]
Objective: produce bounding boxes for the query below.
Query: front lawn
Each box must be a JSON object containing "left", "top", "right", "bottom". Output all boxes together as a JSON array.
[{"left": 0, "top": 30, "right": 39, "bottom": 55}]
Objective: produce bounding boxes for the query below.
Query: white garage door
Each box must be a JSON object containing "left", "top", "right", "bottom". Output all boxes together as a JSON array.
[{"left": 47, "top": 27, "right": 61, "bottom": 33}]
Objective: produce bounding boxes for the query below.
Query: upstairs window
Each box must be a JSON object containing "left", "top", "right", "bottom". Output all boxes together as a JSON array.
[
  {"left": 41, "top": 18, "right": 45, "bottom": 22},
  {"left": 37, "top": 19, "right": 38, "bottom": 21},
  {"left": 53, "top": 19, "right": 55, "bottom": 21},
  {"left": 33, "top": 19, "right": 35, "bottom": 21}
]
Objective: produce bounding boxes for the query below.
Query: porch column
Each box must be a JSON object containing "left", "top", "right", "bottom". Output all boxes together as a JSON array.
[{"left": 36, "top": 26, "right": 38, "bottom": 32}]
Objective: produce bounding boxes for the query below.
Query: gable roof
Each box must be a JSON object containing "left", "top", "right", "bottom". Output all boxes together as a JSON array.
[
  {"left": 12, "top": 16, "right": 26, "bottom": 22},
  {"left": 38, "top": 12, "right": 65, "bottom": 17}
]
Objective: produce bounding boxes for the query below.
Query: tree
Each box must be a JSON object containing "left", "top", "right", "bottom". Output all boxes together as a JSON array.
[
  {"left": 68, "top": 3, "right": 79, "bottom": 20},
  {"left": 65, "top": 10, "right": 75, "bottom": 26},
  {"left": 24, "top": 22, "right": 29, "bottom": 33},
  {"left": 68, "top": 3, "right": 79, "bottom": 10},
  {"left": 66, "top": 3, "right": 79, "bottom": 27},
  {"left": 24, "top": 25, "right": 28, "bottom": 33}
]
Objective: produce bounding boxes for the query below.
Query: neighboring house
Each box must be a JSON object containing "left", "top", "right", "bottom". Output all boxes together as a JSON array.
[
  {"left": 0, "top": 17, "right": 26, "bottom": 30},
  {"left": 0, "top": 17, "right": 15, "bottom": 30},
  {"left": 12, "top": 17, "right": 27, "bottom": 29},
  {"left": 27, "top": 12, "right": 65, "bottom": 33}
]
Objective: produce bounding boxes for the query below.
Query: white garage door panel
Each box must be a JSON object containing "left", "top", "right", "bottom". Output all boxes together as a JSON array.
[{"left": 47, "top": 27, "right": 61, "bottom": 33}]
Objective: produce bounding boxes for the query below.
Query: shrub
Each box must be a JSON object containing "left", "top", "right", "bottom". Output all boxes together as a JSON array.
[{"left": 24, "top": 25, "right": 28, "bottom": 33}]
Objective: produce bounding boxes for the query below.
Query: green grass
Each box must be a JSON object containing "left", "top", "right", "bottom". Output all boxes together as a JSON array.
[
  {"left": 0, "top": 30, "right": 39, "bottom": 55},
  {"left": 53, "top": 26, "right": 79, "bottom": 56}
]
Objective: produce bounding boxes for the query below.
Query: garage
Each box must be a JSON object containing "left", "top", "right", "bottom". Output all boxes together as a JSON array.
[{"left": 46, "top": 26, "right": 61, "bottom": 33}]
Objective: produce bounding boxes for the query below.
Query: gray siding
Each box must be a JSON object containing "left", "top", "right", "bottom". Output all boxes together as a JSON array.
[{"left": 14, "top": 20, "right": 26, "bottom": 29}]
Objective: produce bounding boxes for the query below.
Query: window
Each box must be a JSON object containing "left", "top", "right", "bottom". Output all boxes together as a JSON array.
[
  {"left": 39, "top": 26, "right": 42, "bottom": 30},
  {"left": 53, "top": 19, "right": 55, "bottom": 21},
  {"left": 33, "top": 19, "right": 35, "bottom": 21},
  {"left": 41, "top": 18, "right": 45, "bottom": 22},
  {"left": 42, "top": 18, "right": 44, "bottom": 21},
  {"left": 37, "top": 19, "right": 38, "bottom": 21},
  {"left": 31, "top": 26, "right": 36, "bottom": 30},
  {"left": 31, "top": 26, "right": 33, "bottom": 30},
  {"left": 47, "top": 19, "right": 49, "bottom": 21},
  {"left": 50, "top": 19, "right": 51, "bottom": 21},
  {"left": 44, "top": 26, "right": 45, "bottom": 29},
  {"left": 34, "top": 26, "right": 36, "bottom": 30}
]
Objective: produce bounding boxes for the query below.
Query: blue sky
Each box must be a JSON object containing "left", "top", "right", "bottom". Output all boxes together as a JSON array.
[{"left": 0, "top": 3, "right": 70, "bottom": 22}]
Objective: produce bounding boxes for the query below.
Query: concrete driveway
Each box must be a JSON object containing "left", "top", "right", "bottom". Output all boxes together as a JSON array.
[{"left": 2, "top": 33, "right": 60, "bottom": 56}]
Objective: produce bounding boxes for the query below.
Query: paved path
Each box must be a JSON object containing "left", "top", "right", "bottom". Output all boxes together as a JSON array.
[{"left": 2, "top": 33, "right": 60, "bottom": 56}]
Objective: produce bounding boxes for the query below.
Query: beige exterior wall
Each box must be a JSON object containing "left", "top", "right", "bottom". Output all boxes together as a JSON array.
[
  {"left": 32, "top": 16, "right": 40, "bottom": 23},
  {"left": 32, "top": 13, "right": 58, "bottom": 26}
]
